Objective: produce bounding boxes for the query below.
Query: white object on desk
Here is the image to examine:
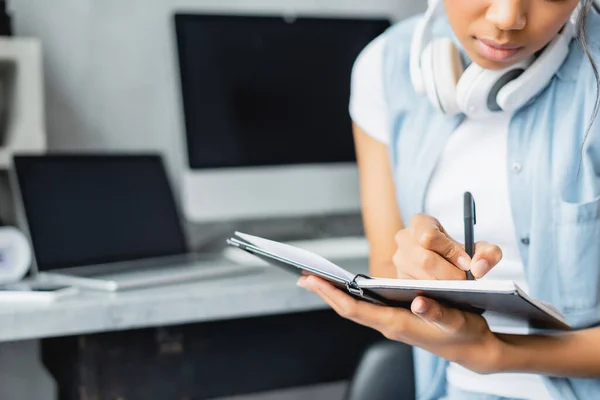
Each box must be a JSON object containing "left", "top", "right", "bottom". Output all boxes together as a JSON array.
[
  {"left": 0, "top": 281, "right": 78, "bottom": 303},
  {"left": 223, "top": 236, "right": 370, "bottom": 267},
  {"left": 0, "top": 226, "right": 31, "bottom": 285}
]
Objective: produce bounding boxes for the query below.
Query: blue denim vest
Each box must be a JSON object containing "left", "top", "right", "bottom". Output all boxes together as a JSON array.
[{"left": 381, "top": 9, "right": 600, "bottom": 400}]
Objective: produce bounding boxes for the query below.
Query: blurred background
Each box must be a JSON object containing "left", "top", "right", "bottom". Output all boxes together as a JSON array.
[
  {"left": 0, "top": 1, "right": 425, "bottom": 399},
  {"left": 7, "top": 0, "right": 422, "bottom": 243}
]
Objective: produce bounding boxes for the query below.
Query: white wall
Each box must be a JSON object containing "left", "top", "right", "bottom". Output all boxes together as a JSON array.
[{"left": 9, "top": 0, "right": 425, "bottom": 192}]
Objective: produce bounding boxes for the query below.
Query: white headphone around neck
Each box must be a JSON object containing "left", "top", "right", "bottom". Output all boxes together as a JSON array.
[{"left": 410, "top": 0, "right": 587, "bottom": 118}]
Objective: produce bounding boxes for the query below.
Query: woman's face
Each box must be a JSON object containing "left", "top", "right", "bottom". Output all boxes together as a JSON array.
[{"left": 444, "top": 0, "right": 580, "bottom": 70}]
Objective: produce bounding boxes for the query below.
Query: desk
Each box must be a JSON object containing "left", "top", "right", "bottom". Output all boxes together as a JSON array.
[{"left": 0, "top": 258, "right": 372, "bottom": 400}]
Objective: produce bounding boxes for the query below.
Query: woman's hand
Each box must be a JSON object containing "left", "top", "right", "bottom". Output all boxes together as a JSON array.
[
  {"left": 297, "top": 275, "right": 506, "bottom": 374},
  {"left": 297, "top": 213, "right": 510, "bottom": 374},
  {"left": 394, "top": 213, "right": 503, "bottom": 280}
]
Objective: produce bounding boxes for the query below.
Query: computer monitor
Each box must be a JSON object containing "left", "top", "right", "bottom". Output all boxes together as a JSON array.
[
  {"left": 174, "top": 13, "right": 391, "bottom": 222},
  {"left": 12, "top": 154, "right": 188, "bottom": 273}
]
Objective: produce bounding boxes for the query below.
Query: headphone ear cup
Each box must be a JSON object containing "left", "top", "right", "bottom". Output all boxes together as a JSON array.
[
  {"left": 497, "top": 29, "right": 571, "bottom": 112},
  {"left": 456, "top": 62, "right": 488, "bottom": 117},
  {"left": 421, "top": 39, "right": 463, "bottom": 114},
  {"left": 420, "top": 42, "right": 441, "bottom": 110},
  {"left": 410, "top": 0, "right": 446, "bottom": 95},
  {"left": 433, "top": 38, "right": 463, "bottom": 115},
  {"left": 410, "top": 16, "right": 429, "bottom": 95},
  {"left": 456, "top": 57, "right": 531, "bottom": 118}
]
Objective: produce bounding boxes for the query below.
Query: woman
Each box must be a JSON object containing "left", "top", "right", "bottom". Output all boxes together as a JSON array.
[{"left": 297, "top": 1, "right": 600, "bottom": 399}]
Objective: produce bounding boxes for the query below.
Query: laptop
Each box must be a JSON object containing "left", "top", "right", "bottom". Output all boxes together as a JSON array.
[{"left": 10, "top": 154, "right": 260, "bottom": 291}]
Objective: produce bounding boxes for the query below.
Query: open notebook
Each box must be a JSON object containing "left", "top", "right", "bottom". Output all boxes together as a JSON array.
[{"left": 227, "top": 232, "right": 571, "bottom": 331}]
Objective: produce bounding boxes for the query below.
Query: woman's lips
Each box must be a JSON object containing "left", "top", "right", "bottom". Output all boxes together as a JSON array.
[{"left": 474, "top": 37, "right": 524, "bottom": 62}]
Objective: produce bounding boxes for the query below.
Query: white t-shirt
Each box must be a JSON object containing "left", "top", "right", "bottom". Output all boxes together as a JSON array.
[{"left": 349, "top": 34, "right": 553, "bottom": 400}]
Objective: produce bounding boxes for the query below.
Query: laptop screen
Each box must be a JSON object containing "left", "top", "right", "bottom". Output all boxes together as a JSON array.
[{"left": 13, "top": 155, "right": 188, "bottom": 272}]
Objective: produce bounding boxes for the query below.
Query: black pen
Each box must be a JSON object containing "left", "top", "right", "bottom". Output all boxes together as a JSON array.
[{"left": 464, "top": 192, "right": 476, "bottom": 280}]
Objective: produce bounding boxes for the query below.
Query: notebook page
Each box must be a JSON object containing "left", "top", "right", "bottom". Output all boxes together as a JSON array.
[
  {"left": 359, "top": 278, "right": 568, "bottom": 326},
  {"left": 235, "top": 232, "right": 356, "bottom": 283},
  {"left": 357, "top": 277, "right": 518, "bottom": 293},
  {"left": 514, "top": 286, "right": 566, "bottom": 322}
]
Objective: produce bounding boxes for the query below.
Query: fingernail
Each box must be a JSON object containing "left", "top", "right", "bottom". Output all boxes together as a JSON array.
[
  {"left": 297, "top": 278, "right": 307, "bottom": 288},
  {"left": 412, "top": 298, "right": 427, "bottom": 314},
  {"left": 472, "top": 260, "right": 489, "bottom": 277},
  {"left": 457, "top": 256, "right": 470, "bottom": 271}
]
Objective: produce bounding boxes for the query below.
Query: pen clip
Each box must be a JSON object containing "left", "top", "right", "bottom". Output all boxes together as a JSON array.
[{"left": 472, "top": 197, "right": 476, "bottom": 225}]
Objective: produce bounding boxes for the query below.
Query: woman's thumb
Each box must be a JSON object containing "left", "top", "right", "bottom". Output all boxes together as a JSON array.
[{"left": 470, "top": 241, "right": 503, "bottom": 278}]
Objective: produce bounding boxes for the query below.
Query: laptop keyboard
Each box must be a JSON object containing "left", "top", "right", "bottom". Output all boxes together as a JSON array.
[{"left": 99, "top": 262, "right": 264, "bottom": 289}]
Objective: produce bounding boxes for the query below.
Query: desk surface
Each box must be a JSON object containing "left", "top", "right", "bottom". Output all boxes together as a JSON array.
[{"left": 0, "top": 258, "right": 368, "bottom": 343}]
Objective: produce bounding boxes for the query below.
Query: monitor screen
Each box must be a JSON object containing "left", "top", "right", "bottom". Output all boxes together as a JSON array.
[
  {"left": 13, "top": 155, "right": 188, "bottom": 272},
  {"left": 174, "top": 14, "right": 391, "bottom": 170}
]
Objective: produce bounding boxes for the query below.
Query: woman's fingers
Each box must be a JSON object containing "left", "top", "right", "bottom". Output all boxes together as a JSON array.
[
  {"left": 408, "top": 213, "right": 472, "bottom": 271},
  {"left": 394, "top": 228, "right": 468, "bottom": 281},
  {"left": 297, "top": 275, "right": 418, "bottom": 336},
  {"left": 411, "top": 296, "right": 468, "bottom": 335},
  {"left": 297, "top": 276, "right": 478, "bottom": 349},
  {"left": 394, "top": 246, "right": 469, "bottom": 280},
  {"left": 471, "top": 241, "right": 503, "bottom": 278}
]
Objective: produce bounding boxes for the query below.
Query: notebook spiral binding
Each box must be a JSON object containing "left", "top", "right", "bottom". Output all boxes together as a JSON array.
[{"left": 346, "top": 274, "right": 371, "bottom": 297}]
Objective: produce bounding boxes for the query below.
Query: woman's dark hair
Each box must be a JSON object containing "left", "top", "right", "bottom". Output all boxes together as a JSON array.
[{"left": 579, "top": 0, "right": 600, "bottom": 157}]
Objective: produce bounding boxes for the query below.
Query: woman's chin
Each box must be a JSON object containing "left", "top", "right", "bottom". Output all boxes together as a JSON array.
[{"left": 465, "top": 51, "right": 527, "bottom": 71}]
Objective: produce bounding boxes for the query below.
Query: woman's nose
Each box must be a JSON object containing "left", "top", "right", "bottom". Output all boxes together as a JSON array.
[{"left": 486, "top": 0, "right": 527, "bottom": 31}]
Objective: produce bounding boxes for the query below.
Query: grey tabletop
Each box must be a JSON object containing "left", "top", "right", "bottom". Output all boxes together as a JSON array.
[{"left": 0, "top": 258, "right": 369, "bottom": 343}]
